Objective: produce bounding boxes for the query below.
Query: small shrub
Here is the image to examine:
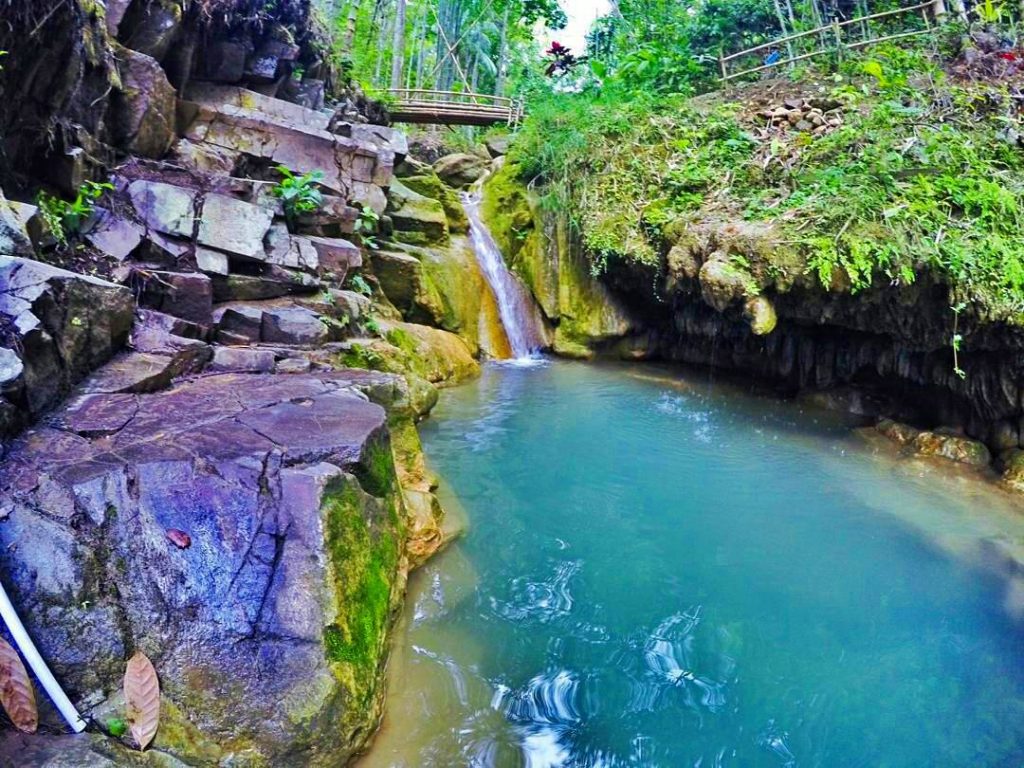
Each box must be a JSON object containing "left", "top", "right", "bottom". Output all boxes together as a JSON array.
[
  {"left": 354, "top": 206, "right": 379, "bottom": 250},
  {"left": 106, "top": 718, "right": 128, "bottom": 737},
  {"left": 346, "top": 273, "right": 373, "bottom": 296},
  {"left": 35, "top": 180, "right": 113, "bottom": 246},
  {"left": 272, "top": 165, "right": 324, "bottom": 229}
]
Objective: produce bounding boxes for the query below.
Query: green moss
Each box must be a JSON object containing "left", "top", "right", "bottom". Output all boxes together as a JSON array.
[
  {"left": 385, "top": 327, "right": 417, "bottom": 356},
  {"left": 482, "top": 161, "right": 534, "bottom": 266},
  {"left": 509, "top": 62, "right": 1024, "bottom": 320},
  {"left": 401, "top": 174, "right": 469, "bottom": 233},
  {"left": 321, "top": 481, "right": 399, "bottom": 684},
  {"left": 356, "top": 437, "right": 396, "bottom": 498}
]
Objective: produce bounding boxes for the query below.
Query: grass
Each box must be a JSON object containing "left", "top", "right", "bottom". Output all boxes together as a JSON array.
[{"left": 506, "top": 41, "right": 1024, "bottom": 320}]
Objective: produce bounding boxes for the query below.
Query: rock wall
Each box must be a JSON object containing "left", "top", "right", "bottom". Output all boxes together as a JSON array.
[
  {"left": 483, "top": 168, "right": 1024, "bottom": 473},
  {"left": 0, "top": 0, "right": 354, "bottom": 193},
  {"left": 0, "top": 3, "right": 486, "bottom": 764},
  {"left": 482, "top": 162, "right": 638, "bottom": 359}
]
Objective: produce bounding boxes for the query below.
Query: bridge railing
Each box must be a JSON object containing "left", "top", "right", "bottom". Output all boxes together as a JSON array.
[
  {"left": 719, "top": 0, "right": 939, "bottom": 81},
  {"left": 379, "top": 89, "right": 525, "bottom": 126}
]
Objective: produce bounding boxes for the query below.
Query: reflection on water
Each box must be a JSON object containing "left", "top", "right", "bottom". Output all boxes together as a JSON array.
[{"left": 361, "top": 361, "right": 1024, "bottom": 768}]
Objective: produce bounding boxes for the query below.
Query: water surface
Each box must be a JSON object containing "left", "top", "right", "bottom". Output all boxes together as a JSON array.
[{"left": 364, "top": 361, "right": 1024, "bottom": 767}]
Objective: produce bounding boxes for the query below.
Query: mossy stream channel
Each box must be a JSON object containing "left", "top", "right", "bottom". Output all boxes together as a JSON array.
[{"left": 362, "top": 360, "right": 1024, "bottom": 767}]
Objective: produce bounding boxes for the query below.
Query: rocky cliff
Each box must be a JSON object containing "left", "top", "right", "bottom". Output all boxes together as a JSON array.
[
  {"left": 0, "top": 1, "right": 494, "bottom": 764},
  {"left": 482, "top": 154, "right": 1024, "bottom": 486}
]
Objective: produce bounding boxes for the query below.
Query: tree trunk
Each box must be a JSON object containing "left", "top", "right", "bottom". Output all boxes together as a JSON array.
[
  {"left": 390, "top": 0, "right": 408, "bottom": 89},
  {"left": 374, "top": 5, "right": 393, "bottom": 87},
  {"left": 771, "top": 0, "right": 793, "bottom": 63},
  {"left": 495, "top": 5, "right": 509, "bottom": 95},
  {"left": 343, "top": 3, "right": 359, "bottom": 52}
]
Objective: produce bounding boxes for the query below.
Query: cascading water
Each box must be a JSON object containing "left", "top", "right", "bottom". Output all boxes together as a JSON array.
[{"left": 462, "top": 192, "right": 546, "bottom": 360}]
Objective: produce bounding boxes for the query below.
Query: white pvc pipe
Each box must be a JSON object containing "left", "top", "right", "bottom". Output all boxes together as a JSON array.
[{"left": 0, "top": 581, "right": 87, "bottom": 732}]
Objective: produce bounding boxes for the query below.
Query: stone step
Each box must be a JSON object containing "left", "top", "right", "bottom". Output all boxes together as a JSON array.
[{"left": 113, "top": 178, "right": 361, "bottom": 283}]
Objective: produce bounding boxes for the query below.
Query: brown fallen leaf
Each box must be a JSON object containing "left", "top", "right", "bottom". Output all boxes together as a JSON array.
[
  {"left": 0, "top": 637, "right": 36, "bottom": 733},
  {"left": 124, "top": 651, "right": 160, "bottom": 750},
  {"left": 166, "top": 529, "right": 191, "bottom": 549}
]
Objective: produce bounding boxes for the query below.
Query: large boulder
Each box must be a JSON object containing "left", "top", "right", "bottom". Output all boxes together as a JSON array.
[
  {"left": 433, "top": 153, "right": 488, "bottom": 188},
  {"left": 261, "top": 306, "right": 330, "bottom": 345},
  {"left": 386, "top": 179, "right": 448, "bottom": 246},
  {"left": 0, "top": 257, "right": 134, "bottom": 438},
  {"left": 370, "top": 249, "right": 446, "bottom": 327},
  {"left": 197, "top": 192, "right": 274, "bottom": 260},
  {"left": 127, "top": 180, "right": 197, "bottom": 238},
  {"left": 0, "top": 191, "right": 33, "bottom": 257},
  {"left": 133, "top": 270, "right": 213, "bottom": 325},
  {"left": 400, "top": 171, "right": 469, "bottom": 234},
  {"left": 119, "top": 0, "right": 183, "bottom": 61},
  {"left": 0, "top": 371, "right": 413, "bottom": 764},
  {"left": 111, "top": 48, "right": 177, "bottom": 158}
]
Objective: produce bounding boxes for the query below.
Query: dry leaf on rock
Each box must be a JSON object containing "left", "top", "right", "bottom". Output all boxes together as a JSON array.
[
  {"left": 166, "top": 529, "right": 192, "bottom": 549},
  {"left": 0, "top": 637, "right": 37, "bottom": 733},
  {"left": 124, "top": 651, "right": 160, "bottom": 750}
]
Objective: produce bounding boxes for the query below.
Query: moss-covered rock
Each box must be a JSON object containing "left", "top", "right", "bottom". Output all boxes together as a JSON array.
[
  {"left": 337, "top": 322, "right": 479, "bottom": 389},
  {"left": 433, "top": 153, "right": 488, "bottom": 188},
  {"left": 482, "top": 163, "right": 636, "bottom": 356},
  {"left": 370, "top": 248, "right": 448, "bottom": 328},
  {"left": 744, "top": 296, "right": 777, "bottom": 335},
  {"left": 400, "top": 172, "right": 469, "bottom": 233},
  {"left": 912, "top": 430, "right": 992, "bottom": 467},
  {"left": 369, "top": 237, "right": 512, "bottom": 359},
  {"left": 1001, "top": 449, "right": 1024, "bottom": 493},
  {"left": 386, "top": 179, "right": 449, "bottom": 246}
]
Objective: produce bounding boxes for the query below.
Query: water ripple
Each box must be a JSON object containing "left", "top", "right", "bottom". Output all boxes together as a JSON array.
[
  {"left": 655, "top": 393, "right": 716, "bottom": 444},
  {"left": 489, "top": 560, "right": 582, "bottom": 624}
]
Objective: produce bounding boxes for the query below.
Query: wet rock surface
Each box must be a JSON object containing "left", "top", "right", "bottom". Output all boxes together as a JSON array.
[
  {"left": 0, "top": 369, "right": 414, "bottom": 764},
  {"left": 0, "top": 257, "right": 135, "bottom": 437}
]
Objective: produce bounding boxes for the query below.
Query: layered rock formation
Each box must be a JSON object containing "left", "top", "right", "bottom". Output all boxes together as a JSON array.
[{"left": 482, "top": 161, "right": 1024, "bottom": 483}]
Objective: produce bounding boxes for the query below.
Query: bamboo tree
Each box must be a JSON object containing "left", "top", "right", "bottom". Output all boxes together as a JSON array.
[
  {"left": 494, "top": 4, "right": 509, "bottom": 95},
  {"left": 390, "top": 0, "right": 408, "bottom": 88}
]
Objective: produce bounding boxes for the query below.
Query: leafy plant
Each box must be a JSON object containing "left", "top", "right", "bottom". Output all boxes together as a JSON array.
[
  {"left": 106, "top": 718, "right": 128, "bottom": 737},
  {"left": 951, "top": 302, "right": 967, "bottom": 380},
  {"left": 35, "top": 180, "right": 113, "bottom": 246},
  {"left": 363, "top": 317, "right": 382, "bottom": 336},
  {"left": 272, "top": 165, "right": 324, "bottom": 229},
  {"left": 976, "top": 0, "right": 1003, "bottom": 23},
  {"left": 346, "top": 273, "right": 373, "bottom": 296},
  {"left": 354, "top": 207, "right": 379, "bottom": 250},
  {"left": 321, "top": 314, "right": 351, "bottom": 333}
]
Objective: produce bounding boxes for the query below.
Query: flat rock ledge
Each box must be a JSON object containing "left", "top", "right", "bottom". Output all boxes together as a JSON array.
[{"left": 0, "top": 368, "right": 425, "bottom": 766}]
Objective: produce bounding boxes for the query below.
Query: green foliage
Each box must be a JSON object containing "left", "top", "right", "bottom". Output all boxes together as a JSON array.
[
  {"left": 582, "top": 0, "right": 780, "bottom": 95},
  {"left": 347, "top": 273, "right": 374, "bottom": 297},
  {"left": 364, "top": 317, "right": 383, "bottom": 336},
  {"left": 106, "top": 718, "right": 128, "bottom": 737},
  {"left": 271, "top": 165, "right": 323, "bottom": 229},
  {"left": 354, "top": 206, "right": 380, "bottom": 250},
  {"left": 340, "top": 342, "right": 386, "bottom": 370},
  {"left": 35, "top": 181, "right": 113, "bottom": 247},
  {"left": 320, "top": 314, "right": 352, "bottom": 333},
  {"left": 385, "top": 327, "right": 417, "bottom": 355},
  {"left": 509, "top": 43, "right": 1024, "bottom": 320},
  {"left": 510, "top": 90, "right": 756, "bottom": 270}
]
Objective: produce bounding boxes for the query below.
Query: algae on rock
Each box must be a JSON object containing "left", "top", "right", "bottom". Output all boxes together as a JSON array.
[{"left": 482, "top": 162, "right": 636, "bottom": 358}]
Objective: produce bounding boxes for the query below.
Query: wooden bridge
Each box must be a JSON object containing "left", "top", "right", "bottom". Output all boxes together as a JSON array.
[{"left": 381, "top": 89, "right": 524, "bottom": 127}]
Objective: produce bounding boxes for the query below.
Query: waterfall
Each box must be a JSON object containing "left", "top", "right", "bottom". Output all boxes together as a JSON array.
[{"left": 462, "top": 192, "right": 545, "bottom": 360}]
